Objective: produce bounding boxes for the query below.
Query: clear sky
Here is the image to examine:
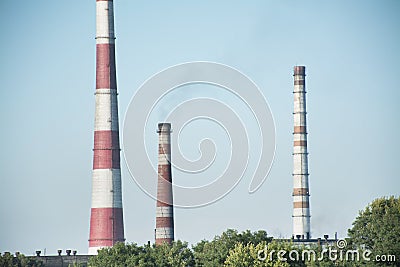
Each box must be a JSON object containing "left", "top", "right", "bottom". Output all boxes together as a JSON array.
[{"left": 0, "top": 0, "right": 399, "bottom": 256}]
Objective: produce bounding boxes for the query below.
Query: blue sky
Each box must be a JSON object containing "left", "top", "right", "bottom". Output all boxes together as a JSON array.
[{"left": 0, "top": 0, "right": 399, "bottom": 255}]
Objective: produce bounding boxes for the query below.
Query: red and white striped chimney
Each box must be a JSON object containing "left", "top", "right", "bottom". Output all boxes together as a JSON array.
[
  {"left": 155, "top": 123, "right": 174, "bottom": 245},
  {"left": 88, "top": 0, "right": 125, "bottom": 255},
  {"left": 292, "top": 66, "right": 311, "bottom": 240}
]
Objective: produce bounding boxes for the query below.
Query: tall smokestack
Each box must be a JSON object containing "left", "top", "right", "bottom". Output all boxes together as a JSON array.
[
  {"left": 155, "top": 123, "right": 174, "bottom": 245},
  {"left": 88, "top": 0, "right": 125, "bottom": 254},
  {"left": 292, "top": 66, "right": 311, "bottom": 240}
]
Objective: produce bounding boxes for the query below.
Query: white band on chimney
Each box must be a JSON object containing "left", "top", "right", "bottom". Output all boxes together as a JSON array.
[
  {"left": 96, "top": 1, "right": 115, "bottom": 44},
  {"left": 158, "top": 154, "right": 171, "bottom": 165},
  {"left": 156, "top": 206, "right": 173, "bottom": 217},
  {"left": 94, "top": 92, "right": 119, "bottom": 131},
  {"left": 155, "top": 228, "right": 174, "bottom": 239},
  {"left": 91, "top": 169, "right": 123, "bottom": 208}
]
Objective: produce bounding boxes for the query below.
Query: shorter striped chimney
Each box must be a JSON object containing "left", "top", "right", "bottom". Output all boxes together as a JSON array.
[
  {"left": 292, "top": 66, "right": 311, "bottom": 240},
  {"left": 155, "top": 123, "right": 174, "bottom": 245}
]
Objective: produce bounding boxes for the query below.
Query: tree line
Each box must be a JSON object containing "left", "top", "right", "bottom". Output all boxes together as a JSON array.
[
  {"left": 89, "top": 196, "right": 399, "bottom": 267},
  {"left": 1, "top": 196, "right": 398, "bottom": 266}
]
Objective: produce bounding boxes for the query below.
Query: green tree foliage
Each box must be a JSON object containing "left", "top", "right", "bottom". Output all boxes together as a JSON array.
[
  {"left": 89, "top": 242, "right": 142, "bottom": 266},
  {"left": 225, "top": 241, "right": 297, "bottom": 267},
  {"left": 88, "top": 229, "right": 271, "bottom": 267},
  {"left": 87, "top": 210, "right": 400, "bottom": 267},
  {"left": 225, "top": 240, "right": 349, "bottom": 267},
  {"left": 0, "top": 252, "right": 43, "bottom": 267},
  {"left": 88, "top": 241, "right": 194, "bottom": 267},
  {"left": 224, "top": 242, "right": 264, "bottom": 267},
  {"left": 152, "top": 240, "right": 194, "bottom": 266},
  {"left": 192, "top": 229, "right": 272, "bottom": 266},
  {"left": 347, "top": 196, "right": 400, "bottom": 266}
]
